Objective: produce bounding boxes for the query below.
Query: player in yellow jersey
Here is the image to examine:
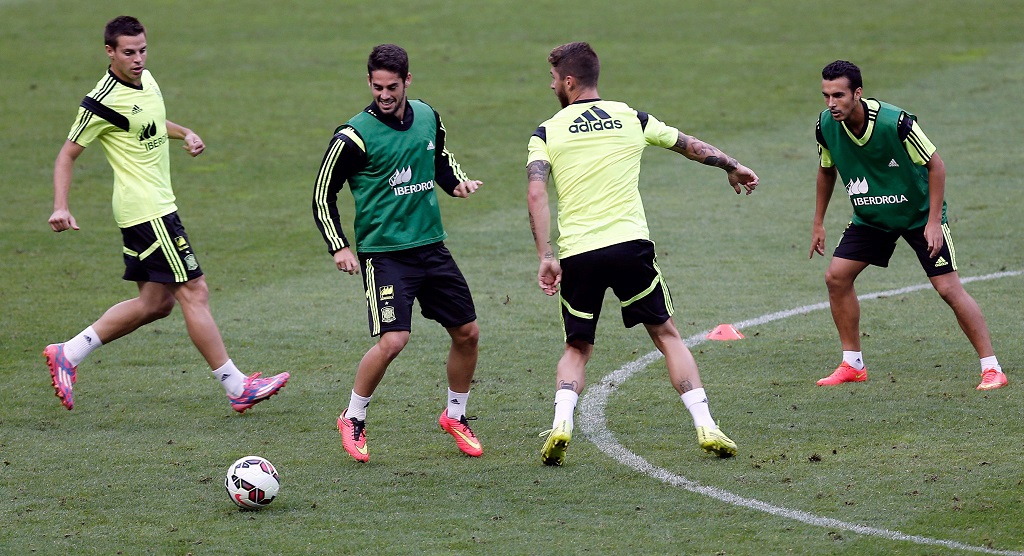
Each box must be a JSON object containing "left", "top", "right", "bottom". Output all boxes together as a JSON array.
[
  {"left": 44, "top": 16, "right": 288, "bottom": 412},
  {"left": 527, "top": 42, "right": 759, "bottom": 465}
]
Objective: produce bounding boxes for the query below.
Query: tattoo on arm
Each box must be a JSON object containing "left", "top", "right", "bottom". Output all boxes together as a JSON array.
[
  {"left": 674, "top": 133, "right": 689, "bottom": 151},
  {"left": 528, "top": 160, "right": 553, "bottom": 253},
  {"left": 703, "top": 155, "right": 738, "bottom": 172},
  {"left": 674, "top": 132, "right": 738, "bottom": 171},
  {"left": 528, "top": 211, "right": 552, "bottom": 255},
  {"left": 527, "top": 160, "right": 550, "bottom": 183}
]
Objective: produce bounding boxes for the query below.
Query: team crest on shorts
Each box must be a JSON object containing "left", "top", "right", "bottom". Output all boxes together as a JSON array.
[
  {"left": 381, "top": 305, "right": 396, "bottom": 323},
  {"left": 184, "top": 255, "right": 199, "bottom": 271},
  {"left": 379, "top": 284, "right": 395, "bottom": 301}
]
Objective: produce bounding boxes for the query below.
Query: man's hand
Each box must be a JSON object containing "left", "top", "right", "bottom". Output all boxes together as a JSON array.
[
  {"left": 182, "top": 132, "right": 205, "bottom": 157},
  {"left": 809, "top": 223, "right": 826, "bottom": 258},
  {"left": 727, "top": 165, "right": 760, "bottom": 195},
  {"left": 538, "top": 258, "right": 561, "bottom": 296},
  {"left": 924, "top": 221, "right": 944, "bottom": 258},
  {"left": 451, "top": 179, "right": 482, "bottom": 198},
  {"left": 334, "top": 247, "right": 359, "bottom": 275},
  {"left": 48, "top": 209, "right": 79, "bottom": 232}
]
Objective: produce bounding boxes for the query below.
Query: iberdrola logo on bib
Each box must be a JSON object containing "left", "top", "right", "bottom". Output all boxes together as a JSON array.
[
  {"left": 847, "top": 176, "right": 909, "bottom": 206},
  {"left": 388, "top": 166, "right": 412, "bottom": 187},
  {"left": 846, "top": 177, "right": 869, "bottom": 195}
]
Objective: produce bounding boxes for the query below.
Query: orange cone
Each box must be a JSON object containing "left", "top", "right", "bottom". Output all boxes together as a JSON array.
[{"left": 707, "top": 324, "right": 744, "bottom": 341}]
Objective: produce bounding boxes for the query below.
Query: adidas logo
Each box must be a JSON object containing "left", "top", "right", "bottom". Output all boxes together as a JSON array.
[
  {"left": 450, "top": 399, "right": 461, "bottom": 405},
  {"left": 388, "top": 166, "right": 412, "bottom": 187},
  {"left": 846, "top": 177, "right": 869, "bottom": 195},
  {"left": 569, "top": 105, "right": 622, "bottom": 133},
  {"left": 888, "top": 159, "right": 899, "bottom": 168},
  {"left": 934, "top": 256, "right": 949, "bottom": 267},
  {"left": 84, "top": 335, "right": 93, "bottom": 344},
  {"left": 131, "top": 104, "right": 143, "bottom": 115},
  {"left": 427, "top": 140, "right": 435, "bottom": 151}
]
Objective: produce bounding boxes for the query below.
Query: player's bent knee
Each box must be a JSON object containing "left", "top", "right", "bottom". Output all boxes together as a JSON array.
[
  {"left": 449, "top": 322, "right": 479, "bottom": 349},
  {"left": 152, "top": 297, "right": 176, "bottom": 319},
  {"left": 377, "top": 331, "right": 411, "bottom": 359}
]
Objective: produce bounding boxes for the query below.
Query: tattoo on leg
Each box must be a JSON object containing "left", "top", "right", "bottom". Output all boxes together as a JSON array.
[
  {"left": 678, "top": 379, "right": 694, "bottom": 393},
  {"left": 558, "top": 380, "right": 579, "bottom": 392}
]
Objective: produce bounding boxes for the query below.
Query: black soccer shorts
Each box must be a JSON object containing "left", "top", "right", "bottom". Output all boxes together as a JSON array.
[
  {"left": 121, "top": 212, "right": 203, "bottom": 283},
  {"left": 834, "top": 222, "right": 958, "bottom": 277},
  {"left": 359, "top": 242, "right": 477, "bottom": 336},
  {"left": 558, "top": 239, "right": 674, "bottom": 345}
]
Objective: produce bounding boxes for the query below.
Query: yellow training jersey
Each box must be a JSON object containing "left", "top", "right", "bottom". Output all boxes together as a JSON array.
[
  {"left": 68, "top": 69, "right": 176, "bottom": 228},
  {"left": 528, "top": 99, "right": 678, "bottom": 258}
]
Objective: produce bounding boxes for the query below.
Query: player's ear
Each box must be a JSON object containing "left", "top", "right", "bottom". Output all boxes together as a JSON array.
[{"left": 405, "top": 73, "right": 412, "bottom": 87}]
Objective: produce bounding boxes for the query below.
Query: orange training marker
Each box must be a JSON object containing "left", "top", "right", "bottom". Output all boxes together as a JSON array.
[{"left": 707, "top": 324, "right": 744, "bottom": 341}]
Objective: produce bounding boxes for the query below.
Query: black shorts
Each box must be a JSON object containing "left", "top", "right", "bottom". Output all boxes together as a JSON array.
[
  {"left": 121, "top": 212, "right": 203, "bottom": 283},
  {"left": 359, "top": 242, "right": 476, "bottom": 336},
  {"left": 833, "top": 222, "right": 958, "bottom": 277},
  {"left": 559, "top": 239, "right": 673, "bottom": 345}
]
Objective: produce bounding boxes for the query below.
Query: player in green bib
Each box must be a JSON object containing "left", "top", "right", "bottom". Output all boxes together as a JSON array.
[
  {"left": 313, "top": 44, "right": 485, "bottom": 462},
  {"left": 526, "top": 42, "right": 760, "bottom": 465},
  {"left": 44, "top": 16, "right": 289, "bottom": 413},
  {"left": 809, "top": 60, "right": 1005, "bottom": 390}
]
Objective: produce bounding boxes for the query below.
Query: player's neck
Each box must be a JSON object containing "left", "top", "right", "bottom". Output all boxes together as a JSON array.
[
  {"left": 569, "top": 87, "right": 600, "bottom": 104},
  {"left": 846, "top": 99, "right": 867, "bottom": 136}
]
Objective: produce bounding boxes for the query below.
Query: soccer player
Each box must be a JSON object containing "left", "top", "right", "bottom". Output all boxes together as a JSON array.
[
  {"left": 44, "top": 16, "right": 289, "bottom": 412},
  {"left": 526, "top": 42, "right": 759, "bottom": 465},
  {"left": 810, "top": 60, "right": 1006, "bottom": 390},
  {"left": 312, "top": 44, "right": 484, "bottom": 462}
]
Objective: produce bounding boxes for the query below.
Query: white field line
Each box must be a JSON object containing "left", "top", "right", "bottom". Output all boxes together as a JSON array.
[{"left": 578, "top": 270, "right": 1024, "bottom": 555}]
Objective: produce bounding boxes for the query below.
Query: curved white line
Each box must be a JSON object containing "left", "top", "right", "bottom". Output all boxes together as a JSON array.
[{"left": 578, "top": 270, "right": 1024, "bottom": 555}]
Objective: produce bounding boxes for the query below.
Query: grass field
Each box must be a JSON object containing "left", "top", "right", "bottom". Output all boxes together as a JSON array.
[{"left": 2, "top": 0, "right": 1024, "bottom": 554}]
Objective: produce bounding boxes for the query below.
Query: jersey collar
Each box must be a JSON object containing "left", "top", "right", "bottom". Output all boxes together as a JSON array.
[{"left": 106, "top": 67, "right": 144, "bottom": 90}]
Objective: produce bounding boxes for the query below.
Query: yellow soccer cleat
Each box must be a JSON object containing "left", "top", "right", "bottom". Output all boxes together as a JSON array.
[
  {"left": 539, "top": 420, "right": 573, "bottom": 466},
  {"left": 697, "top": 425, "right": 737, "bottom": 458}
]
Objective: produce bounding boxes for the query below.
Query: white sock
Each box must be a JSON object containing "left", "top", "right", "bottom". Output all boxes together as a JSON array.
[
  {"left": 552, "top": 389, "right": 578, "bottom": 430},
  {"left": 346, "top": 391, "right": 372, "bottom": 421},
  {"left": 681, "top": 388, "right": 716, "bottom": 429},
  {"left": 842, "top": 350, "right": 865, "bottom": 370},
  {"left": 63, "top": 326, "right": 102, "bottom": 367},
  {"left": 446, "top": 388, "right": 469, "bottom": 421},
  {"left": 212, "top": 359, "right": 246, "bottom": 397},
  {"left": 981, "top": 356, "right": 1002, "bottom": 373}
]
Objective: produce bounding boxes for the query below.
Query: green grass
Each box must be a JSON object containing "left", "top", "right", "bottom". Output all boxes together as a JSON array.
[{"left": 3, "top": 0, "right": 1024, "bottom": 554}]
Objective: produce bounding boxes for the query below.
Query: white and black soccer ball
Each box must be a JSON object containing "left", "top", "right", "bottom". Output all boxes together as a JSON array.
[{"left": 225, "top": 456, "right": 280, "bottom": 510}]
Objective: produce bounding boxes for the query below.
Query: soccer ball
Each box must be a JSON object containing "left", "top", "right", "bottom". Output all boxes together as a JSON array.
[{"left": 224, "top": 456, "right": 280, "bottom": 510}]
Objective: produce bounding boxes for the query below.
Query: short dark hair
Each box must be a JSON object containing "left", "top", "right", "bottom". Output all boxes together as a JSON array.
[
  {"left": 368, "top": 44, "right": 409, "bottom": 79},
  {"left": 104, "top": 16, "right": 145, "bottom": 48},
  {"left": 548, "top": 42, "right": 600, "bottom": 88},
  {"left": 822, "top": 60, "right": 862, "bottom": 91}
]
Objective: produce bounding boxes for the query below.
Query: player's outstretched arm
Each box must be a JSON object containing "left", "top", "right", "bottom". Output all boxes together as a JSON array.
[
  {"left": 50, "top": 140, "right": 84, "bottom": 232},
  {"left": 669, "top": 131, "right": 759, "bottom": 195}
]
